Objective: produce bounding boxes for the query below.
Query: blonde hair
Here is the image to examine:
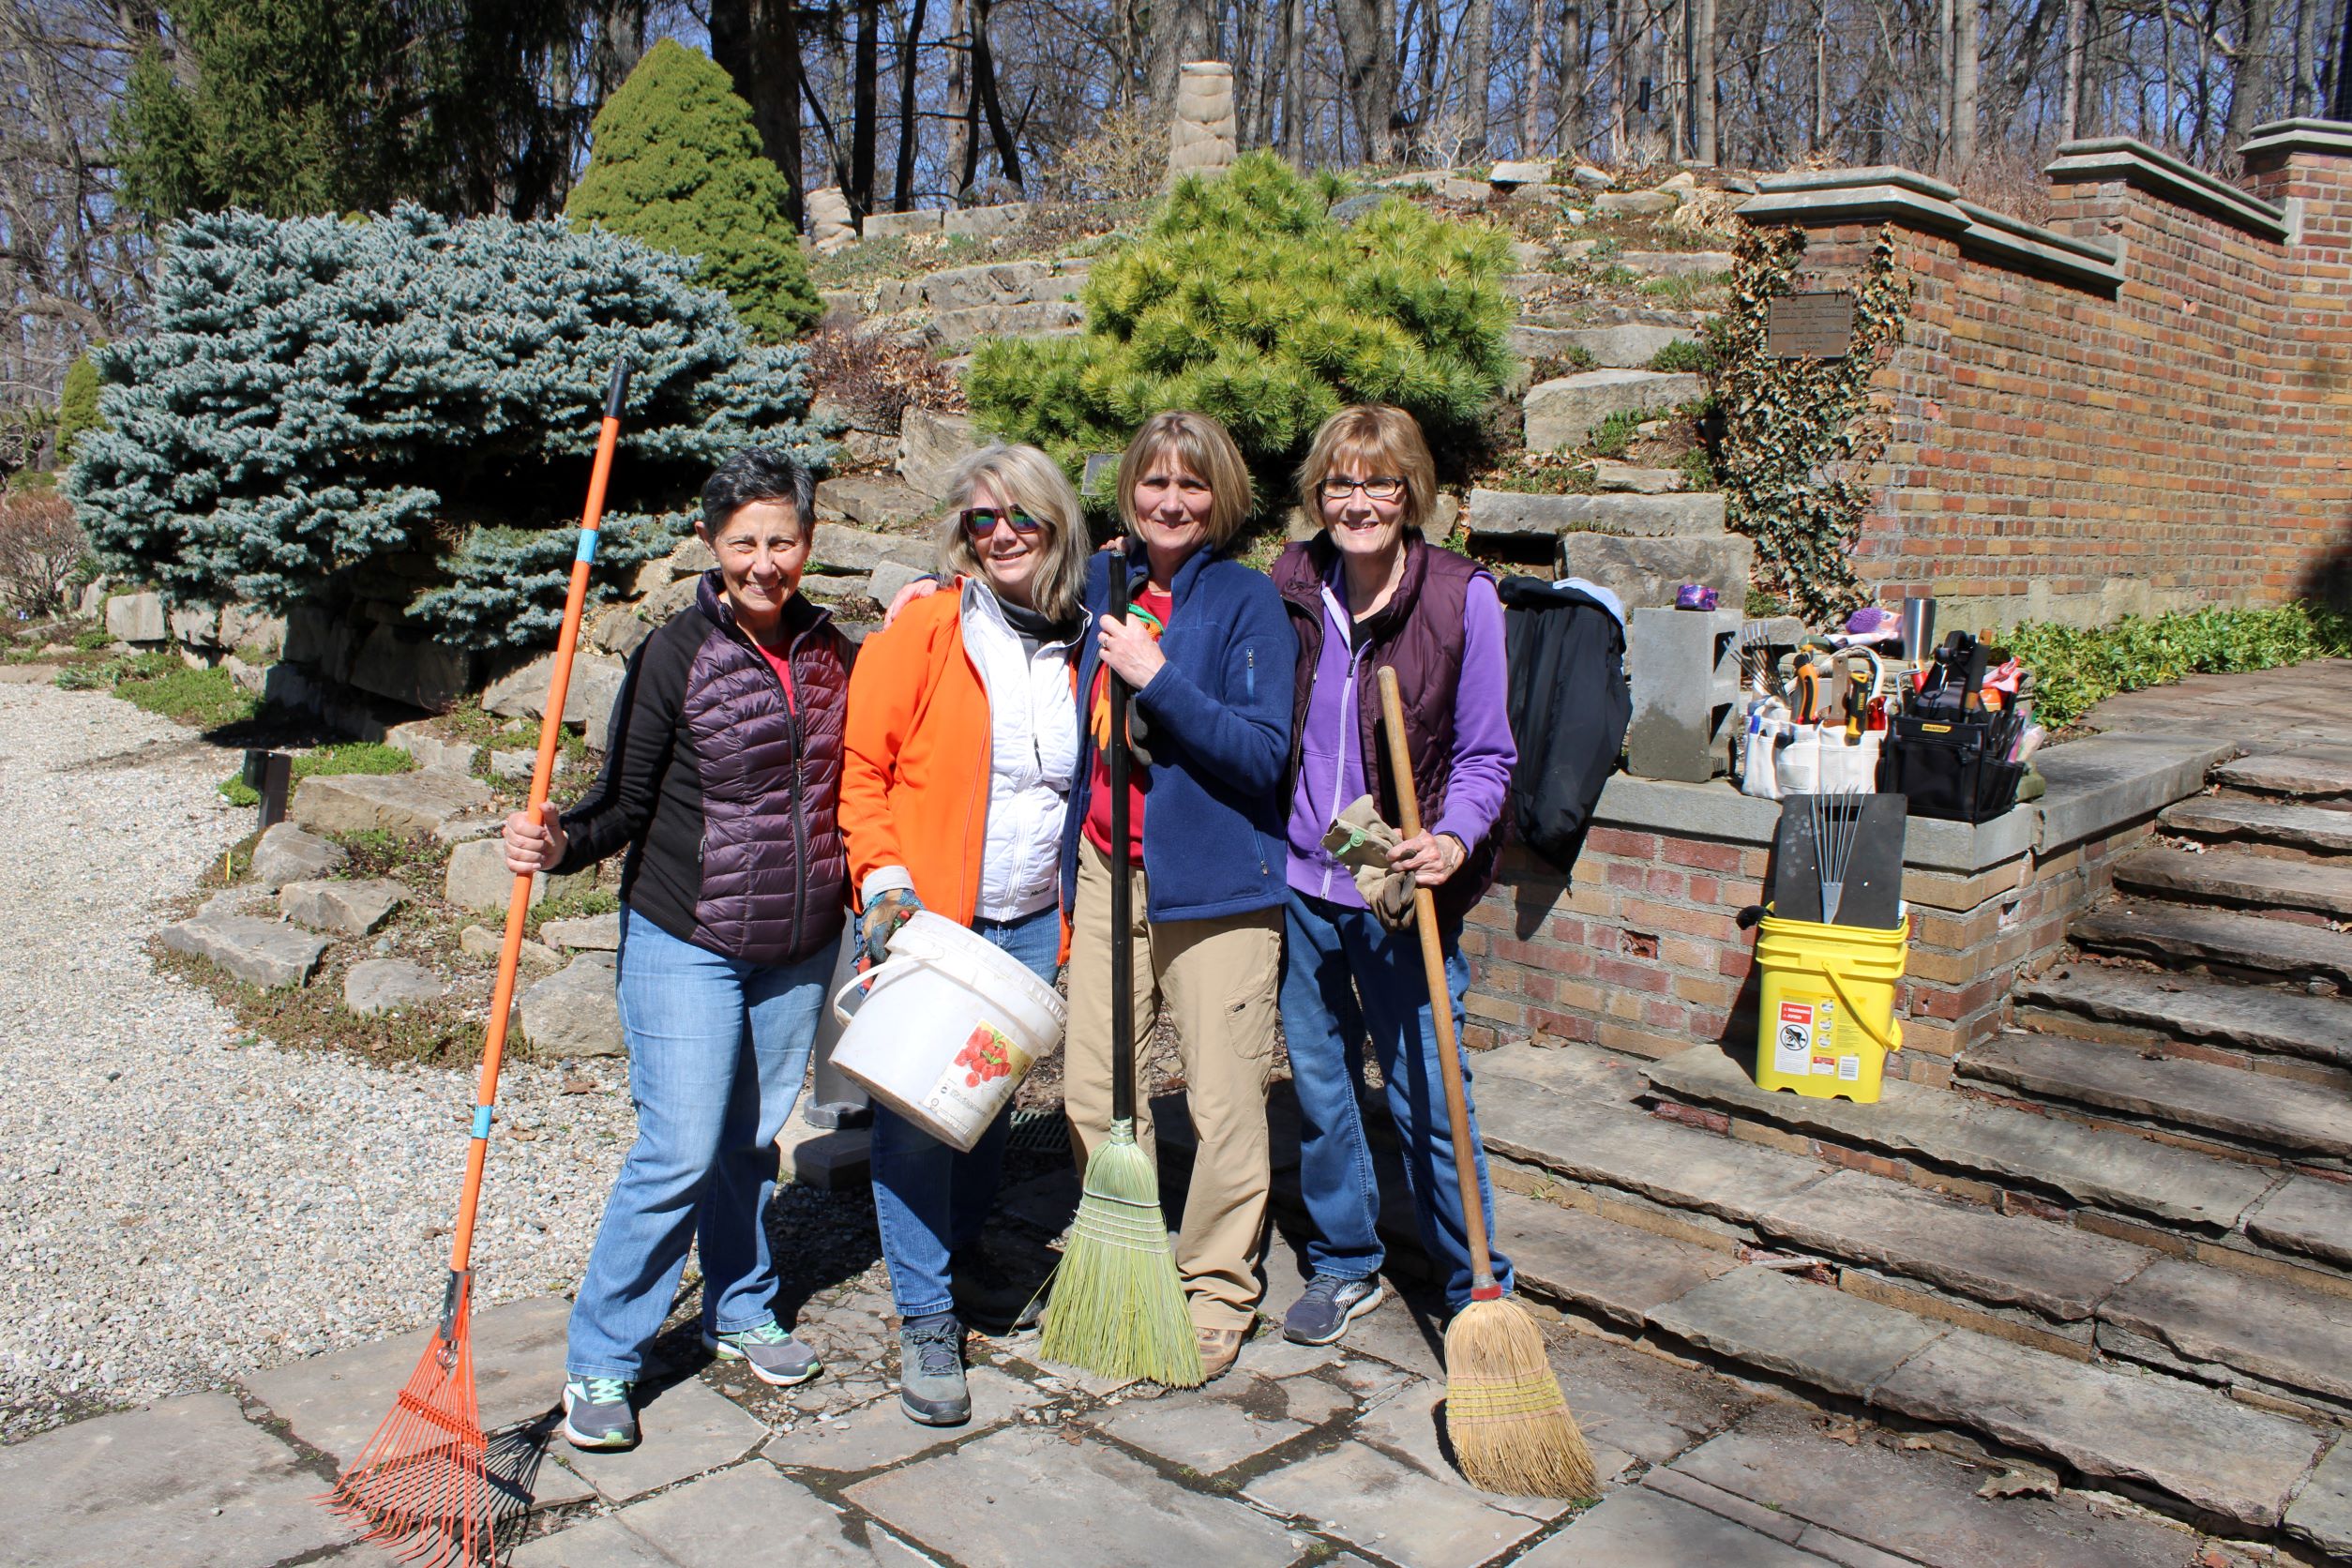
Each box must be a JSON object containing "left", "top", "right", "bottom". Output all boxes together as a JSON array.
[
  {"left": 1114, "top": 411, "right": 1254, "bottom": 548},
  {"left": 1295, "top": 404, "right": 1439, "bottom": 535},
  {"left": 935, "top": 443, "right": 1090, "bottom": 624}
]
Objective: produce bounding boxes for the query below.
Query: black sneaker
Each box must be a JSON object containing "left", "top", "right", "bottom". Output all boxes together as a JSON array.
[
  {"left": 1283, "top": 1274, "right": 1386, "bottom": 1346},
  {"left": 897, "top": 1316, "right": 971, "bottom": 1427},
  {"left": 560, "top": 1376, "right": 638, "bottom": 1450}
]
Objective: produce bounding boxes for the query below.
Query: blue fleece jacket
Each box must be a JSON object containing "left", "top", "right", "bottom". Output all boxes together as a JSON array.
[{"left": 1060, "top": 540, "right": 1298, "bottom": 922}]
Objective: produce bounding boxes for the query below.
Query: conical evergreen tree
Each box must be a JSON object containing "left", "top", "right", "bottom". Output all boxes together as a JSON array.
[{"left": 566, "top": 39, "right": 822, "bottom": 343}]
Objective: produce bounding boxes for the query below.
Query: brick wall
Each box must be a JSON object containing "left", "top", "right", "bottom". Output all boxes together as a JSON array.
[{"left": 1740, "top": 128, "right": 2352, "bottom": 630}]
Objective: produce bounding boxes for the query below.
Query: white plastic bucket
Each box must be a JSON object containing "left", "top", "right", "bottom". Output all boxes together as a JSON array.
[{"left": 829, "top": 910, "right": 1065, "bottom": 1153}]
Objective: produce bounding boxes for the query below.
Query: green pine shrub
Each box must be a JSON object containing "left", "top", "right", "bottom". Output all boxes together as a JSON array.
[
  {"left": 55, "top": 354, "right": 103, "bottom": 463},
  {"left": 566, "top": 39, "right": 822, "bottom": 343},
  {"left": 966, "top": 153, "right": 1515, "bottom": 514},
  {"left": 66, "top": 206, "right": 833, "bottom": 651}
]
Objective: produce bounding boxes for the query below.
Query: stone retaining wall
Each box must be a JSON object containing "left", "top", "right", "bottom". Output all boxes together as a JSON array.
[{"left": 1736, "top": 120, "right": 2352, "bottom": 630}]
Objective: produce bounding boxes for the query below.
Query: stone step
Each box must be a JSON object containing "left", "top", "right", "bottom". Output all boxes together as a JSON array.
[
  {"left": 1506, "top": 323, "right": 1694, "bottom": 368},
  {"left": 1617, "top": 249, "right": 1735, "bottom": 279},
  {"left": 1957, "top": 1033, "right": 2352, "bottom": 1164},
  {"left": 1555, "top": 531, "right": 1752, "bottom": 614},
  {"left": 1523, "top": 369, "right": 1704, "bottom": 450},
  {"left": 2071, "top": 898, "right": 2352, "bottom": 989},
  {"left": 2113, "top": 844, "right": 2352, "bottom": 921},
  {"left": 1646, "top": 1265, "right": 2329, "bottom": 1533},
  {"left": 2015, "top": 965, "right": 2352, "bottom": 1071},
  {"left": 2160, "top": 795, "right": 2352, "bottom": 855},
  {"left": 1465, "top": 487, "right": 1726, "bottom": 538},
  {"left": 2097, "top": 1256, "right": 2352, "bottom": 1415},
  {"left": 2212, "top": 746, "right": 2352, "bottom": 803}
]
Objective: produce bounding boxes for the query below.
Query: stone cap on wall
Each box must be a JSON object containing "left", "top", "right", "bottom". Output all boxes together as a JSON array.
[
  {"left": 2238, "top": 116, "right": 2352, "bottom": 163},
  {"left": 2044, "top": 136, "right": 2292, "bottom": 240},
  {"left": 1596, "top": 731, "right": 2235, "bottom": 875},
  {"left": 1741, "top": 166, "right": 2123, "bottom": 293}
]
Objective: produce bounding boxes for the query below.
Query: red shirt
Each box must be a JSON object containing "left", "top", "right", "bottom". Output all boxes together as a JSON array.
[
  {"left": 751, "top": 638, "right": 798, "bottom": 714},
  {"left": 1081, "top": 585, "right": 1170, "bottom": 865}
]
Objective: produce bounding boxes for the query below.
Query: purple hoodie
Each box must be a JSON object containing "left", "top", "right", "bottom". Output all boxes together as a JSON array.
[{"left": 1285, "top": 560, "right": 1515, "bottom": 908}]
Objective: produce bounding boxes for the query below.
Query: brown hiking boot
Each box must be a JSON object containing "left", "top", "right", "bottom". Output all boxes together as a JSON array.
[{"left": 1195, "top": 1324, "right": 1245, "bottom": 1381}]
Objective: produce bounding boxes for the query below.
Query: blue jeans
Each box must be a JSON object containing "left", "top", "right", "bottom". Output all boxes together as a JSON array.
[
  {"left": 566, "top": 907, "right": 835, "bottom": 1380},
  {"left": 1280, "top": 889, "right": 1514, "bottom": 1312},
  {"left": 868, "top": 907, "right": 1061, "bottom": 1319}
]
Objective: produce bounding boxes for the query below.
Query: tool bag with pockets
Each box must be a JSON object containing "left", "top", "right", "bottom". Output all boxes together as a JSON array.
[{"left": 1876, "top": 712, "right": 2024, "bottom": 822}]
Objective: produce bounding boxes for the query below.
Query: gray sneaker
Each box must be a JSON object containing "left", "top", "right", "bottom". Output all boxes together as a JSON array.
[
  {"left": 703, "top": 1319, "right": 822, "bottom": 1387},
  {"left": 561, "top": 1376, "right": 638, "bottom": 1450},
  {"left": 897, "top": 1316, "right": 971, "bottom": 1426},
  {"left": 1283, "top": 1274, "right": 1386, "bottom": 1346}
]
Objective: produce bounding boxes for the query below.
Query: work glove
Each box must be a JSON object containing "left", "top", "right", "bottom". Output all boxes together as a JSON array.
[
  {"left": 860, "top": 887, "right": 923, "bottom": 967},
  {"left": 1320, "top": 797, "right": 1417, "bottom": 932}
]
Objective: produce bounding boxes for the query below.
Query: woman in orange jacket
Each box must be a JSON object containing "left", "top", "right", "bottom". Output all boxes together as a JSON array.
[{"left": 838, "top": 442, "right": 1091, "bottom": 1428}]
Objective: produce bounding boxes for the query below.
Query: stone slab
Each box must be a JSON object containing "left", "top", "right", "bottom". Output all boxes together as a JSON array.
[
  {"left": 2161, "top": 794, "right": 2352, "bottom": 853},
  {"left": 1647, "top": 1045, "right": 2277, "bottom": 1230},
  {"left": 159, "top": 912, "right": 329, "bottom": 988},
  {"left": 1500, "top": 1190, "right": 1736, "bottom": 1329},
  {"left": 483, "top": 651, "right": 626, "bottom": 729},
  {"left": 2244, "top": 1177, "right": 2352, "bottom": 1271},
  {"left": 2214, "top": 749, "right": 2352, "bottom": 799},
  {"left": 808, "top": 523, "right": 936, "bottom": 576},
  {"left": 763, "top": 1365, "right": 1038, "bottom": 1472},
  {"left": 1243, "top": 1440, "right": 1547, "bottom": 1567},
  {"left": 942, "top": 202, "right": 1027, "bottom": 238},
  {"left": 1591, "top": 460, "right": 1689, "bottom": 493},
  {"left": 2099, "top": 1257, "right": 2352, "bottom": 1405},
  {"left": 2015, "top": 966, "right": 2352, "bottom": 1067},
  {"left": 2118, "top": 843, "right": 2352, "bottom": 920},
  {"left": 1961, "top": 1033, "right": 2352, "bottom": 1160},
  {"left": 279, "top": 876, "right": 407, "bottom": 936},
  {"left": 1477, "top": 1039, "right": 1657, "bottom": 1104},
  {"left": 1466, "top": 488, "right": 1726, "bottom": 537},
  {"left": 1481, "top": 1075, "right": 1831, "bottom": 1226},
  {"left": 0, "top": 1392, "right": 352, "bottom": 1568},
  {"left": 541, "top": 912, "right": 623, "bottom": 952},
  {"left": 895, "top": 408, "right": 981, "bottom": 503},
  {"left": 919, "top": 260, "right": 1051, "bottom": 310},
  {"left": 292, "top": 771, "right": 492, "bottom": 838},
  {"left": 1523, "top": 369, "right": 1706, "bottom": 450},
  {"left": 1523, "top": 322, "right": 1696, "bottom": 368},
  {"left": 520, "top": 956, "right": 626, "bottom": 1058},
  {"left": 814, "top": 475, "right": 936, "bottom": 529},
  {"left": 106, "top": 588, "right": 167, "bottom": 641},
  {"left": 1557, "top": 531, "right": 1753, "bottom": 612},
  {"left": 1084, "top": 1380, "right": 1312, "bottom": 1473},
  {"left": 240, "top": 1295, "right": 570, "bottom": 1465},
  {"left": 596, "top": 1460, "right": 925, "bottom": 1566},
  {"left": 446, "top": 837, "right": 555, "bottom": 912},
  {"left": 1516, "top": 1486, "right": 1823, "bottom": 1565},
  {"left": 1646, "top": 1266, "right": 1945, "bottom": 1400},
  {"left": 846, "top": 1425, "right": 1297, "bottom": 1567},
  {"left": 861, "top": 208, "right": 942, "bottom": 238},
  {"left": 2071, "top": 898, "right": 2352, "bottom": 988},
  {"left": 1619, "top": 249, "right": 1736, "bottom": 277},
  {"left": 930, "top": 299, "right": 1083, "bottom": 350},
  {"left": 1751, "top": 1168, "right": 2154, "bottom": 1322},
  {"left": 1670, "top": 1404, "right": 2202, "bottom": 1568},
  {"left": 2029, "top": 733, "right": 2235, "bottom": 852},
  {"left": 510, "top": 1515, "right": 675, "bottom": 1567},
  {"left": 2285, "top": 1436, "right": 2352, "bottom": 1560},
  {"left": 1593, "top": 189, "right": 1681, "bottom": 217},
  {"left": 343, "top": 957, "right": 446, "bottom": 1016},
  {"left": 247, "top": 822, "right": 350, "bottom": 890},
  {"left": 1626, "top": 604, "right": 1741, "bottom": 782},
  {"left": 562, "top": 1375, "right": 768, "bottom": 1503},
  {"left": 1873, "top": 1329, "right": 2326, "bottom": 1530},
  {"left": 1544, "top": 1330, "right": 1736, "bottom": 1463},
  {"left": 1349, "top": 1376, "right": 1621, "bottom": 1519}
]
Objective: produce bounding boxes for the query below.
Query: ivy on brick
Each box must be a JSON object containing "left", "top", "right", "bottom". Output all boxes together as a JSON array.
[{"left": 1716, "top": 224, "right": 1909, "bottom": 624}]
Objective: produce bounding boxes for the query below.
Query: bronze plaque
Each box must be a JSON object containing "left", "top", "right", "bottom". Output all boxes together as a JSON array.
[{"left": 1766, "top": 292, "right": 1856, "bottom": 359}]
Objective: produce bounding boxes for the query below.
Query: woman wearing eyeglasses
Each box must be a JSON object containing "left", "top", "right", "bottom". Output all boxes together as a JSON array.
[
  {"left": 1269, "top": 404, "right": 1518, "bottom": 1349},
  {"left": 838, "top": 443, "right": 1092, "bottom": 1426}
]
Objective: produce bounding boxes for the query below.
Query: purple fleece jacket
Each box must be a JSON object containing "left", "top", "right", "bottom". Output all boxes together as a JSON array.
[{"left": 1285, "top": 563, "right": 1516, "bottom": 908}]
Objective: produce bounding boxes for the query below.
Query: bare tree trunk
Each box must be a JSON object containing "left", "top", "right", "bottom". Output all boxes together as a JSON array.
[
  {"left": 943, "top": 0, "right": 971, "bottom": 194},
  {"left": 1557, "top": 3, "right": 1585, "bottom": 156},
  {"left": 1664, "top": 0, "right": 1685, "bottom": 157},
  {"left": 1524, "top": 1, "right": 1546, "bottom": 152},
  {"left": 1334, "top": 0, "right": 1400, "bottom": 161},
  {"left": 1695, "top": 0, "right": 1716, "bottom": 160},
  {"left": 2062, "top": 0, "right": 2088, "bottom": 134},
  {"left": 1953, "top": 0, "right": 1979, "bottom": 173},
  {"left": 1608, "top": 0, "right": 1628, "bottom": 158},
  {"left": 2226, "top": 0, "right": 2278, "bottom": 149},
  {"left": 1147, "top": 0, "right": 1213, "bottom": 115},
  {"left": 1282, "top": 0, "right": 1307, "bottom": 159},
  {"left": 1462, "top": 0, "right": 1495, "bottom": 158},
  {"left": 710, "top": 0, "right": 807, "bottom": 225},
  {"left": 972, "top": 0, "right": 1023, "bottom": 188},
  {"left": 849, "top": 0, "right": 878, "bottom": 215},
  {"left": 2290, "top": 0, "right": 2313, "bottom": 113},
  {"left": 2334, "top": 0, "right": 2352, "bottom": 116},
  {"left": 1813, "top": 0, "right": 1829, "bottom": 150},
  {"left": 1935, "top": 0, "right": 1953, "bottom": 172},
  {"left": 891, "top": 0, "right": 927, "bottom": 208}
]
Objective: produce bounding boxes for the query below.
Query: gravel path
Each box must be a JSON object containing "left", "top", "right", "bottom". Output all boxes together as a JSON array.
[{"left": 0, "top": 683, "right": 633, "bottom": 1442}]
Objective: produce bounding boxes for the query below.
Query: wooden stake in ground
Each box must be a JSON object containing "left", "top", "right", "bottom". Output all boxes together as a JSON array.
[
  {"left": 1376, "top": 665, "right": 1599, "bottom": 1500},
  {"left": 323, "top": 359, "right": 634, "bottom": 1567}
]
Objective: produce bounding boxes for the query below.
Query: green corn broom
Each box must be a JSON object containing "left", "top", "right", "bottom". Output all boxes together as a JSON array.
[{"left": 1038, "top": 559, "right": 1204, "bottom": 1389}]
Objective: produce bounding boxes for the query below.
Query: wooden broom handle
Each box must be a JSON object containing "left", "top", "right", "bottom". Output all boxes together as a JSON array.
[{"left": 1377, "top": 666, "right": 1500, "bottom": 1299}]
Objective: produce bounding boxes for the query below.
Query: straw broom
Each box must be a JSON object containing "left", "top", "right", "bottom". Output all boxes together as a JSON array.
[
  {"left": 324, "top": 359, "right": 634, "bottom": 1566},
  {"left": 1377, "top": 666, "right": 1598, "bottom": 1500},
  {"left": 1037, "top": 562, "right": 1203, "bottom": 1388}
]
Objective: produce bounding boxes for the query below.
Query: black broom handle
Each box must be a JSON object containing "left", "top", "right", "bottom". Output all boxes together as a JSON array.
[{"left": 1108, "top": 559, "right": 1137, "bottom": 1125}]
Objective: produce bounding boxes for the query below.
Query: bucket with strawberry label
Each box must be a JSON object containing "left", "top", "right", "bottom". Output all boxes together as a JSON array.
[{"left": 829, "top": 910, "right": 1066, "bottom": 1151}]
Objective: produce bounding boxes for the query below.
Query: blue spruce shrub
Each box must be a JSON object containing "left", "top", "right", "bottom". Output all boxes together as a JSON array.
[{"left": 67, "top": 205, "right": 834, "bottom": 649}]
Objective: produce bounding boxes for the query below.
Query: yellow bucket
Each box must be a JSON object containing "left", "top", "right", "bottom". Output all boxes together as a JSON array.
[{"left": 1752, "top": 908, "right": 1907, "bottom": 1103}]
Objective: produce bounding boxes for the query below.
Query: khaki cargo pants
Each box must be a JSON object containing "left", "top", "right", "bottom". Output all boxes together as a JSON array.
[{"left": 1063, "top": 837, "right": 1280, "bottom": 1335}]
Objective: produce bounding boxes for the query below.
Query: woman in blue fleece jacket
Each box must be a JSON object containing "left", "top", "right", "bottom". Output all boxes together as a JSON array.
[{"left": 1058, "top": 410, "right": 1296, "bottom": 1380}]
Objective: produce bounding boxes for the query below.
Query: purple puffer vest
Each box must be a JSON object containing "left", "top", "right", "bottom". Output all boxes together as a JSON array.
[
  {"left": 1275, "top": 532, "right": 1502, "bottom": 926},
  {"left": 684, "top": 573, "right": 850, "bottom": 965}
]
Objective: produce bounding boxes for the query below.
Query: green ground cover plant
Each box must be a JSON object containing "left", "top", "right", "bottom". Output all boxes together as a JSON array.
[
  {"left": 92, "top": 652, "right": 260, "bottom": 730},
  {"left": 218, "top": 741, "right": 411, "bottom": 807},
  {"left": 2007, "top": 601, "right": 2352, "bottom": 728}
]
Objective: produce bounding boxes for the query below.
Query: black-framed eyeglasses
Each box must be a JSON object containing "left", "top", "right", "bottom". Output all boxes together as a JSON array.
[
  {"left": 1318, "top": 475, "right": 1407, "bottom": 502},
  {"left": 959, "top": 507, "right": 1042, "bottom": 538}
]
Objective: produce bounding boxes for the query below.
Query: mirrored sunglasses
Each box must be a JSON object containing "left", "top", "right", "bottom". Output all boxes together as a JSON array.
[{"left": 959, "top": 507, "right": 1042, "bottom": 537}]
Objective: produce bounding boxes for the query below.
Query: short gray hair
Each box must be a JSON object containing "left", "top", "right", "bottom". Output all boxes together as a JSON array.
[{"left": 701, "top": 447, "right": 816, "bottom": 535}]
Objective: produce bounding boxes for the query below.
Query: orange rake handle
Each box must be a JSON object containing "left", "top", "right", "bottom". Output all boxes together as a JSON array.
[{"left": 444, "top": 358, "right": 632, "bottom": 1303}]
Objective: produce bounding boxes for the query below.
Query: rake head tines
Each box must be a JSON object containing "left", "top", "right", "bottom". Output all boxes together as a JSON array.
[{"left": 324, "top": 1276, "right": 496, "bottom": 1568}]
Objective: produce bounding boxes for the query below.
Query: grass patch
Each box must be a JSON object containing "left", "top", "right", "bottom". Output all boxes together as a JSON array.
[
  {"left": 102, "top": 651, "right": 261, "bottom": 730},
  {"left": 1530, "top": 344, "right": 1598, "bottom": 380},
  {"left": 1638, "top": 270, "right": 1729, "bottom": 309},
  {"left": 1647, "top": 337, "right": 1714, "bottom": 375},
  {"left": 2005, "top": 601, "right": 2352, "bottom": 728},
  {"left": 72, "top": 625, "right": 112, "bottom": 652},
  {"left": 153, "top": 941, "right": 490, "bottom": 1067},
  {"left": 218, "top": 741, "right": 412, "bottom": 807},
  {"left": 1588, "top": 410, "right": 1642, "bottom": 459},
  {"left": 329, "top": 824, "right": 454, "bottom": 894}
]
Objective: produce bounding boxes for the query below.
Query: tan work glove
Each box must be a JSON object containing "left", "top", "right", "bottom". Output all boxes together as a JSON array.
[{"left": 1321, "top": 796, "right": 1417, "bottom": 931}]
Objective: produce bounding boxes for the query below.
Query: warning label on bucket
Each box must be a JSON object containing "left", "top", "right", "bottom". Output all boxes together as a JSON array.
[{"left": 1773, "top": 1002, "right": 1815, "bottom": 1076}]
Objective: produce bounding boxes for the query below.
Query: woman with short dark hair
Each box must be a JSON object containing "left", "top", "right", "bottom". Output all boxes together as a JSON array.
[{"left": 502, "top": 446, "right": 852, "bottom": 1453}]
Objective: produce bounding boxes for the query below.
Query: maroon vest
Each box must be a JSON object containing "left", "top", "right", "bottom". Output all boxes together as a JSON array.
[{"left": 1274, "top": 532, "right": 1501, "bottom": 925}]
